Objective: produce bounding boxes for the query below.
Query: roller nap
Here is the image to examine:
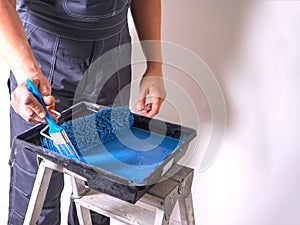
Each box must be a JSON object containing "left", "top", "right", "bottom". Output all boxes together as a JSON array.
[{"left": 42, "top": 106, "right": 134, "bottom": 154}]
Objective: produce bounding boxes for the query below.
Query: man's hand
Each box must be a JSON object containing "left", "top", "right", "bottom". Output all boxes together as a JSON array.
[
  {"left": 137, "top": 67, "right": 166, "bottom": 117},
  {"left": 11, "top": 75, "right": 55, "bottom": 123}
]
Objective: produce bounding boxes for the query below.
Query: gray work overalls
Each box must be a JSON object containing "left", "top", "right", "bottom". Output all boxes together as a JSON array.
[{"left": 8, "top": 0, "right": 132, "bottom": 224}]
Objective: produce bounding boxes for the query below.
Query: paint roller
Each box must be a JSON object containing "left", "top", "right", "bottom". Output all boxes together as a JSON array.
[
  {"left": 27, "top": 79, "right": 81, "bottom": 160},
  {"left": 42, "top": 105, "right": 134, "bottom": 157}
]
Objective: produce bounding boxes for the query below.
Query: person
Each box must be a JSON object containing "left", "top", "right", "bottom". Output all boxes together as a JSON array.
[{"left": 0, "top": 0, "right": 166, "bottom": 224}]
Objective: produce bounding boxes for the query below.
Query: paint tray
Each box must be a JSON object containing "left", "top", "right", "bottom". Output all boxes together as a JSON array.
[{"left": 13, "top": 101, "right": 197, "bottom": 203}]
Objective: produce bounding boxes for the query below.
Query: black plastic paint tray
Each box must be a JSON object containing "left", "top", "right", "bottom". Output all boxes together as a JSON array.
[{"left": 13, "top": 101, "right": 197, "bottom": 203}]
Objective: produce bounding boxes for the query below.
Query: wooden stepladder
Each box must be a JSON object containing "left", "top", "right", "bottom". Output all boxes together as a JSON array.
[{"left": 24, "top": 158, "right": 195, "bottom": 225}]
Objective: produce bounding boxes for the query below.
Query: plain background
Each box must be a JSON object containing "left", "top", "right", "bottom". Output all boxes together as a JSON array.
[{"left": 1, "top": 1, "right": 300, "bottom": 224}]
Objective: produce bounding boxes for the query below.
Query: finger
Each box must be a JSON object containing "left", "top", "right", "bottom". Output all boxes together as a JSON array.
[
  {"left": 28, "top": 115, "right": 47, "bottom": 124},
  {"left": 23, "top": 107, "right": 34, "bottom": 119},
  {"left": 137, "top": 83, "right": 149, "bottom": 111},
  {"left": 22, "top": 107, "right": 46, "bottom": 123},
  {"left": 43, "top": 95, "right": 55, "bottom": 107},
  {"left": 29, "top": 96, "right": 46, "bottom": 119},
  {"left": 143, "top": 96, "right": 161, "bottom": 118},
  {"left": 137, "top": 97, "right": 146, "bottom": 111},
  {"left": 43, "top": 95, "right": 56, "bottom": 117},
  {"left": 140, "top": 103, "right": 152, "bottom": 116},
  {"left": 144, "top": 103, "right": 152, "bottom": 112}
]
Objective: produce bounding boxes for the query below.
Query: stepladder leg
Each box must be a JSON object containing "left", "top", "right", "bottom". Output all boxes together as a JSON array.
[
  {"left": 69, "top": 176, "right": 92, "bottom": 225},
  {"left": 75, "top": 204, "right": 92, "bottom": 225},
  {"left": 154, "top": 208, "right": 165, "bottom": 225},
  {"left": 178, "top": 193, "right": 195, "bottom": 225},
  {"left": 24, "top": 159, "right": 53, "bottom": 225}
]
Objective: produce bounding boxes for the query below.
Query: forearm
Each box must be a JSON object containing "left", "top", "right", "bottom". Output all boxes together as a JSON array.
[
  {"left": 0, "top": 0, "right": 41, "bottom": 83},
  {"left": 131, "top": 0, "right": 162, "bottom": 72}
]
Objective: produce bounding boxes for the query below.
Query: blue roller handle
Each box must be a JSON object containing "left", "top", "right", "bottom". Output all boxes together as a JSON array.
[
  {"left": 26, "top": 79, "right": 62, "bottom": 134},
  {"left": 27, "top": 79, "right": 81, "bottom": 161}
]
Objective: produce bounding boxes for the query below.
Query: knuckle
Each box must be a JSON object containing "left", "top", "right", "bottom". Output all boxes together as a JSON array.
[{"left": 32, "top": 105, "right": 41, "bottom": 113}]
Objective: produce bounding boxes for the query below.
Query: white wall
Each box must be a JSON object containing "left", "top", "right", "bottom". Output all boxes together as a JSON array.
[
  {"left": 1, "top": 1, "right": 300, "bottom": 225},
  {"left": 140, "top": 1, "right": 300, "bottom": 225}
]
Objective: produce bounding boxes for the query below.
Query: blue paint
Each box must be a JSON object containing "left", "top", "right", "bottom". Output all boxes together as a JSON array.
[
  {"left": 42, "top": 107, "right": 181, "bottom": 183},
  {"left": 80, "top": 127, "right": 181, "bottom": 183}
]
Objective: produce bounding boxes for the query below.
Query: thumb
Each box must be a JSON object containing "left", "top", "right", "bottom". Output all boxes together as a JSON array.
[
  {"left": 39, "top": 82, "right": 51, "bottom": 97},
  {"left": 31, "top": 77, "right": 52, "bottom": 97}
]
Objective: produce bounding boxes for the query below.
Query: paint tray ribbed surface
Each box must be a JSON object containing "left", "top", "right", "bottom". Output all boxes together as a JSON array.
[{"left": 14, "top": 101, "right": 197, "bottom": 203}]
